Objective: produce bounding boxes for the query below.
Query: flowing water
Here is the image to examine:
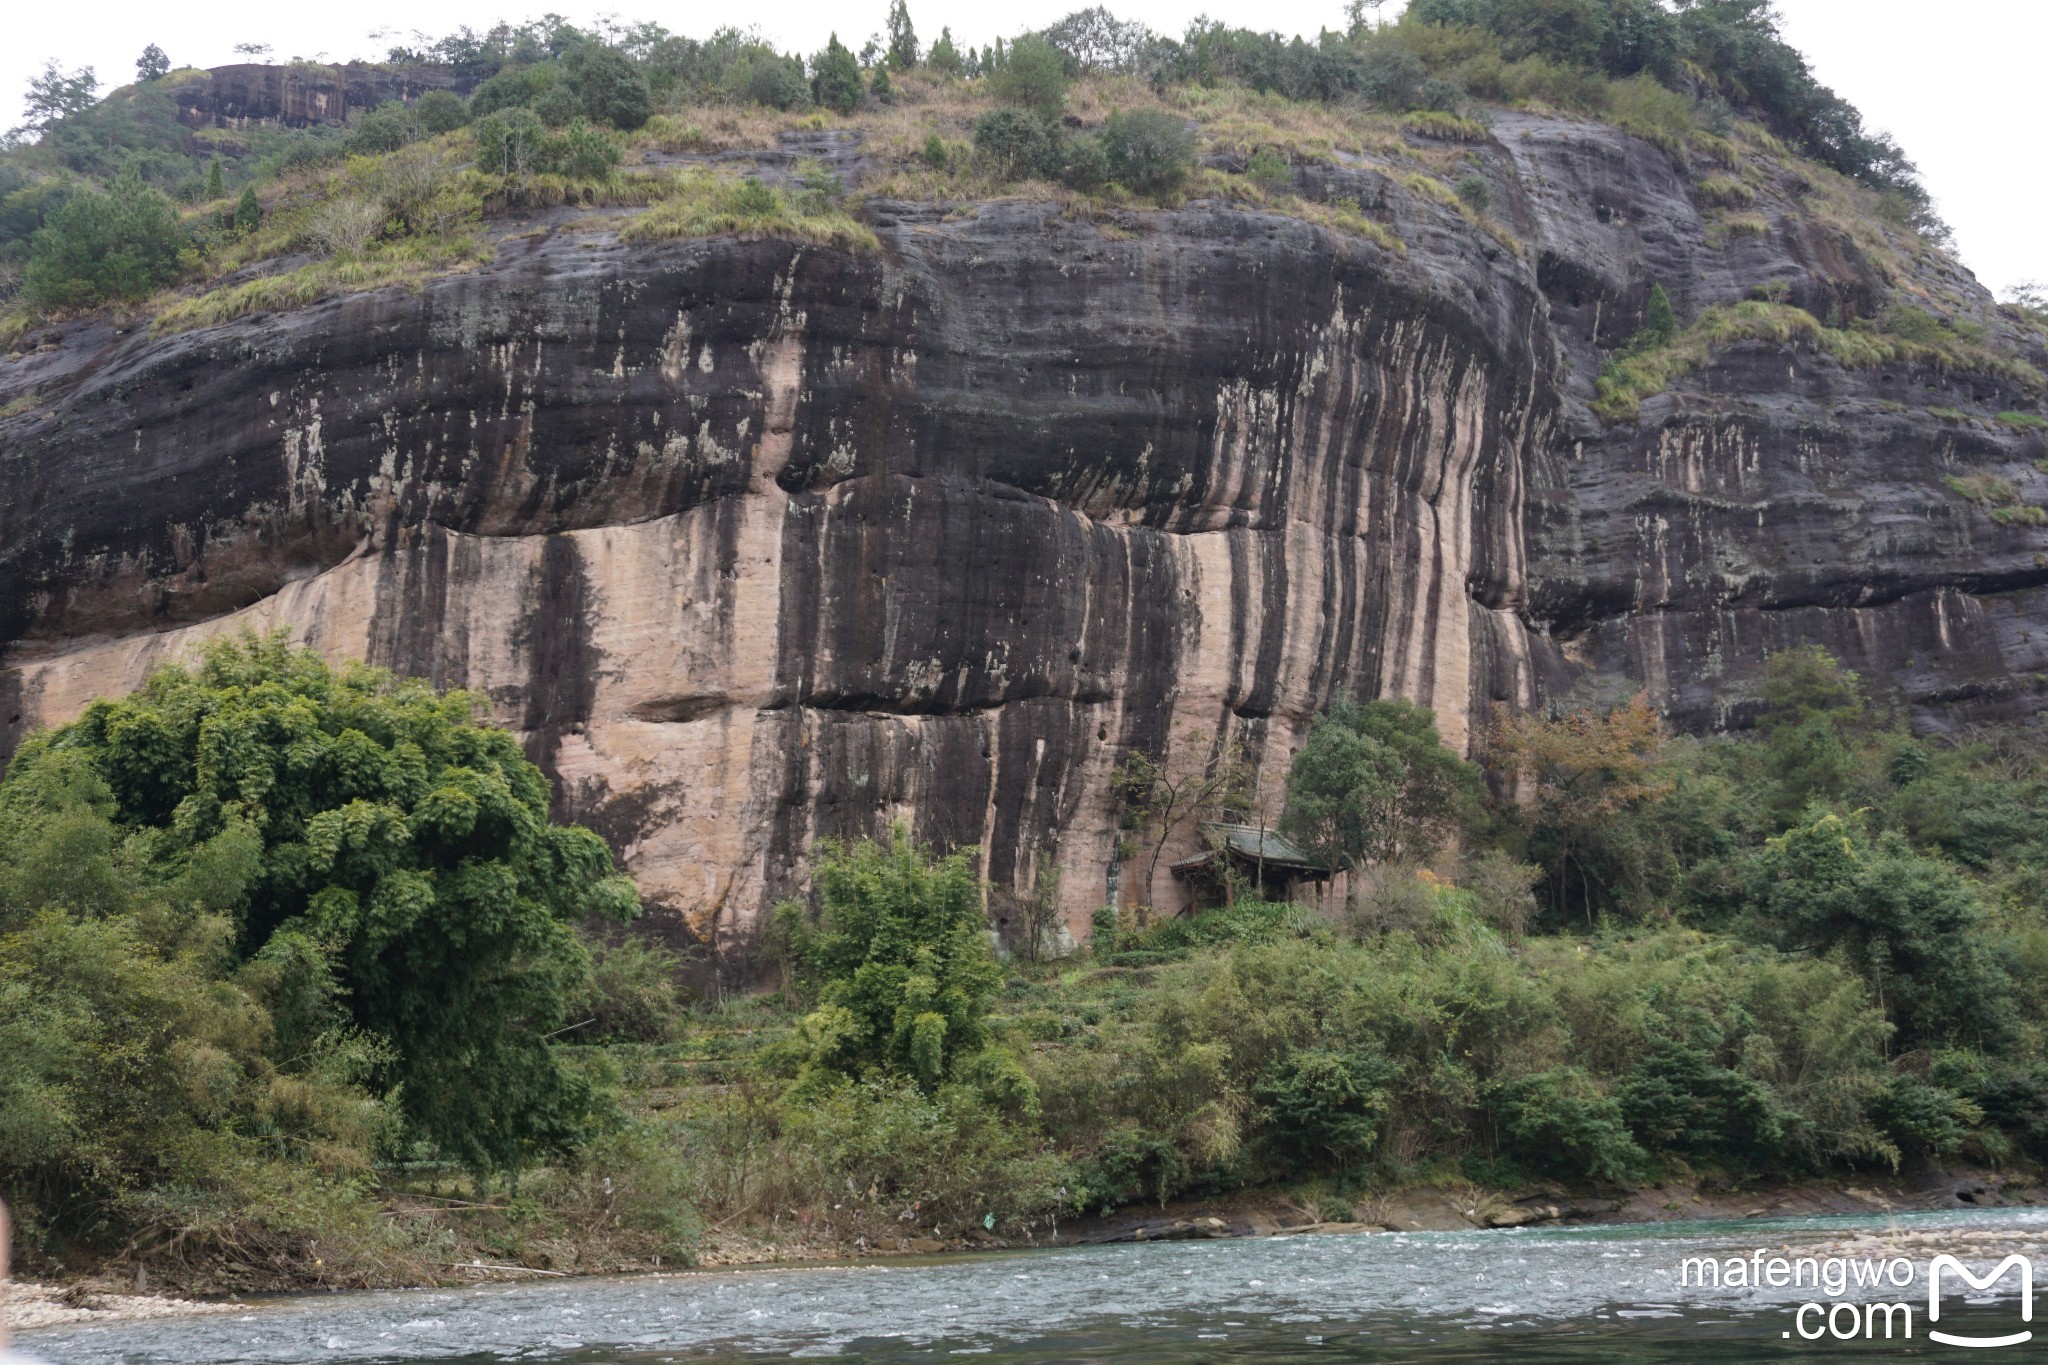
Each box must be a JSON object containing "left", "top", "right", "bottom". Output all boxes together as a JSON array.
[{"left": 26, "top": 1207, "right": 2045, "bottom": 1363}]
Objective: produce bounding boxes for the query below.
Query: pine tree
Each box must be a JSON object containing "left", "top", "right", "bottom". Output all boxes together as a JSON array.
[
  {"left": 811, "top": 33, "right": 864, "bottom": 115},
  {"left": 205, "top": 157, "right": 224, "bottom": 201},
  {"left": 1644, "top": 283, "right": 1677, "bottom": 345},
  {"left": 233, "top": 183, "right": 261, "bottom": 233},
  {"left": 136, "top": 44, "right": 171, "bottom": 82},
  {"left": 928, "top": 27, "right": 963, "bottom": 77},
  {"left": 886, "top": 0, "right": 920, "bottom": 70}
]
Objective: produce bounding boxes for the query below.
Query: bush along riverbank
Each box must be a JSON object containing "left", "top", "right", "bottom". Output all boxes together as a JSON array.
[{"left": 7, "top": 639, "right": 2048, "bottom": 1297}]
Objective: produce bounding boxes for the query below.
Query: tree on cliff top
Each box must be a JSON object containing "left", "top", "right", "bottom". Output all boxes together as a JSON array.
[
  {"left": 6, "top": 631, "right": 641, "bottom": 1175},
  {"left": 811, "top": 34, "right": 865, "bottom": 115}
]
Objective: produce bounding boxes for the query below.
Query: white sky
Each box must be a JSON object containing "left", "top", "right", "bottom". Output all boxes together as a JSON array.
[{"left": 5, "top": 0, "right": 2040, "bottom": 295}]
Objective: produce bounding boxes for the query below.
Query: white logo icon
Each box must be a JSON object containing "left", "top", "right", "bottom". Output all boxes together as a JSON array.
[{"left": 1927, "top": 1254, "right": 2034, "bottom": 1349}]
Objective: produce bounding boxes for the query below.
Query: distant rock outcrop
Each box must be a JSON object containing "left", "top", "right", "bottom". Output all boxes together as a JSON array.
[{"left": 167, "top": 62, "right": 473, "bottom": 130}]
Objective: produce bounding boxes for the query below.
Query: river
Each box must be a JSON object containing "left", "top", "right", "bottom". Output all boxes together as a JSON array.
[{"left": 25, "top": 1207, "right": 2044, "bottom": 1362}]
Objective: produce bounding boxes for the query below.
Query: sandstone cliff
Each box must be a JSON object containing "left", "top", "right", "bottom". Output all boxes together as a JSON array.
[{"left": 3, "top": 114, "right": 2044, "bottom": 957}]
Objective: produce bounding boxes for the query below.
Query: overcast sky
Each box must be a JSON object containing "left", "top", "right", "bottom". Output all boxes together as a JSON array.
[{"left": 6, "top": 1, "right": 2039, "bottom": 296}]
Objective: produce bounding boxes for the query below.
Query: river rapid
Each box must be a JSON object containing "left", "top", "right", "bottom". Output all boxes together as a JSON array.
[{"left": 25, "top": 1207, "right": 2045, "bottom": 1363}]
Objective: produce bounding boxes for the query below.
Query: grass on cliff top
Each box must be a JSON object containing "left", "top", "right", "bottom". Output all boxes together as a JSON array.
[
  {"left": 619, "top": 169, "right": 880, "bottom": 252},
  {"left": 153, "top": 235, "right": 491, "bottom": 334},
  {"left": 1594, "top": 300, "right": 2047, "bottom": 424}
]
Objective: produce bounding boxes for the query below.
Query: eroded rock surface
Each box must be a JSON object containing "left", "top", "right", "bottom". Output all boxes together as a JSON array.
[{"left": 3, "top": 116, "right": 2044, "bottom": 957}]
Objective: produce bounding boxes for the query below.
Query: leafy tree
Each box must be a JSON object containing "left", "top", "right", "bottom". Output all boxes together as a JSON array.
[
  {"left": 1757, "top": 645, "right": 1866, "bottom": 818},
  {"left": 886, "top": 0, "right": 920, "bottom": 70},
  {"left": 563, "top": 43, "right": 653, "bottom": 130},
  {"left": 780, "top": 830, "right": 1004, "bottom": 1089},
  {"left": 413, "top": 88, "right": 471, "bottom": 133},
  {"left": 928, "top": 27, "right": 964, "bottom": 77},
  {"left": 811, "top": 34, "right": 865, "bottom": 115},
  {"left": 1485, "top": 693, "right": 1672, "bottom": 924},
  {"left": 0, "top": 763, "right": 399, "bottom": 1252},
  {"left": 14, "top": 632, "right": 640, "bottom": 1175},
  {"left": 1740, "top": 809, "right": 2013, "bottom": 1050},
  {"left": 1099, "top": 108, "right": 1195, "bottom": 194},
  {"left": 472, "top": 107, "right": 550, "bottom": 175},
  {"left": 347, "top": 100, "right": 422, "bottom": 155},
  {"left": 1039, "top": 7, "right": 1159, "bottom": 72},
  {"left": 135, "top": 45, "right": 171, "bottom": 83},
  {"left": 989, "top": 35, "right": 1071, "bottom": 120},
  {"left": 17, "top": 62, "right": 99, "bottom": 136},
  {"left": 22, "top": 173, "right": 186, "bottom": 309},
  {"left": 1282, "top": 698, "right": 1482, "bottom": 873},
  {"left": 468, "top": 65, "right": 553, "bottom": 119},
  {"left": 233, "top": 182, "right": 261, "bottom": 233},
  {"left": 724, "top": 52, "right": 812, "bottom": 110}
]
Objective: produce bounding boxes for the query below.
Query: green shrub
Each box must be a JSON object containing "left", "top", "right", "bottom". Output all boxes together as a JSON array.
[
  {"left": 347, "top": 100, "right": 422, "bottom": 155},
  {"left": 531, "top": 82, "right": 584, "bottom": 128},
  {"left": 22, "top": 173, "right": 187, "bottom": 309},
  {"left": 1246, "top": 146, "right": 1290, "bottom": 190},
  {"left": 989, "top": 35, "right": 1071, "bottom": 120},
  {"left": 1100, "top": 108, "right": 1195, "bottom": 194},
  {"left": 566, "top": 933, "right": 690, "bottom": 1044},
  {"left": 779, "top": 830, "right": 1006, "bottom": 1088},
  {"left": 1870, "top": 1076, "right": 1982, "bottom": 1163},
  {"left": 473, "top": 108, "right": 551, "bottom": 175},
  {"left": 413, "top": 89, "right": 470, "bottom": 134},
  {"left": 974, "top": 107, "right": 1057, "bottom": 180},
  {"left": 922, "top": 132, "right": 949, "bottom": 168},
  {"left": 1738, "top": 809, "right": 2015, "bottom": 1050},
  {"left": 1616, "top": 1040, "right": 1784, "bottom": 1167},
  {"left": 1492, "top": 1067, "right": 1646, "bottom": 1184},
  {"left": 554, "top": 118, "right": 623, "bottom": 178},
  {"left": 1454, "top": 173, "right": 1491, "bottom": 213},
  {"left": 1253, "top": 1046, "right": 1397, "bottom": 1170},
  {"left": 785, "top": 1078, "right": 1075, "bottom": 1233}
]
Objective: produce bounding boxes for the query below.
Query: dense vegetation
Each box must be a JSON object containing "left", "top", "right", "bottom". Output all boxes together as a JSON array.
[
  {"left": 7, "top": 626, "right": 2048, "bottom": 1286},
  {"left": 0, "top": 3, "right": 2013, "bottom": 339},
  {"left": 0, "top": 636, "right": 655, "bottom": 1278}
]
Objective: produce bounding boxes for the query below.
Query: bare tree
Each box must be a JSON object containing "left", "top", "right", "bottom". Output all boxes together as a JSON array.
[{"left": 1112, "top": 729, "right": 1250, "bottom": 921}]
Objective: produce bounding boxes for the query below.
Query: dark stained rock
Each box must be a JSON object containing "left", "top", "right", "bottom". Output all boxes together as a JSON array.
[
  {"left": 166, "top": 63, "right": 475, "bottom": 131},
  {"left": 2, "top": 115, "right": 2044, "bottom": 960}
]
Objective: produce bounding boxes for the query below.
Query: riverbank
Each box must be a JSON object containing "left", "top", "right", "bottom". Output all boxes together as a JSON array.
[{"left": 12, "top": 1164, "right": 2041, "bottom": 1333}]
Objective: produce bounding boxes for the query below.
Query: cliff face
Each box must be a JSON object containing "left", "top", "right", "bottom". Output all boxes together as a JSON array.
[
  {"left": 3, "top": 115, "right": 2044, "bottom": 955},
  {"left": 167, "top": 63, "right": 474, "bottom": 130}
]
